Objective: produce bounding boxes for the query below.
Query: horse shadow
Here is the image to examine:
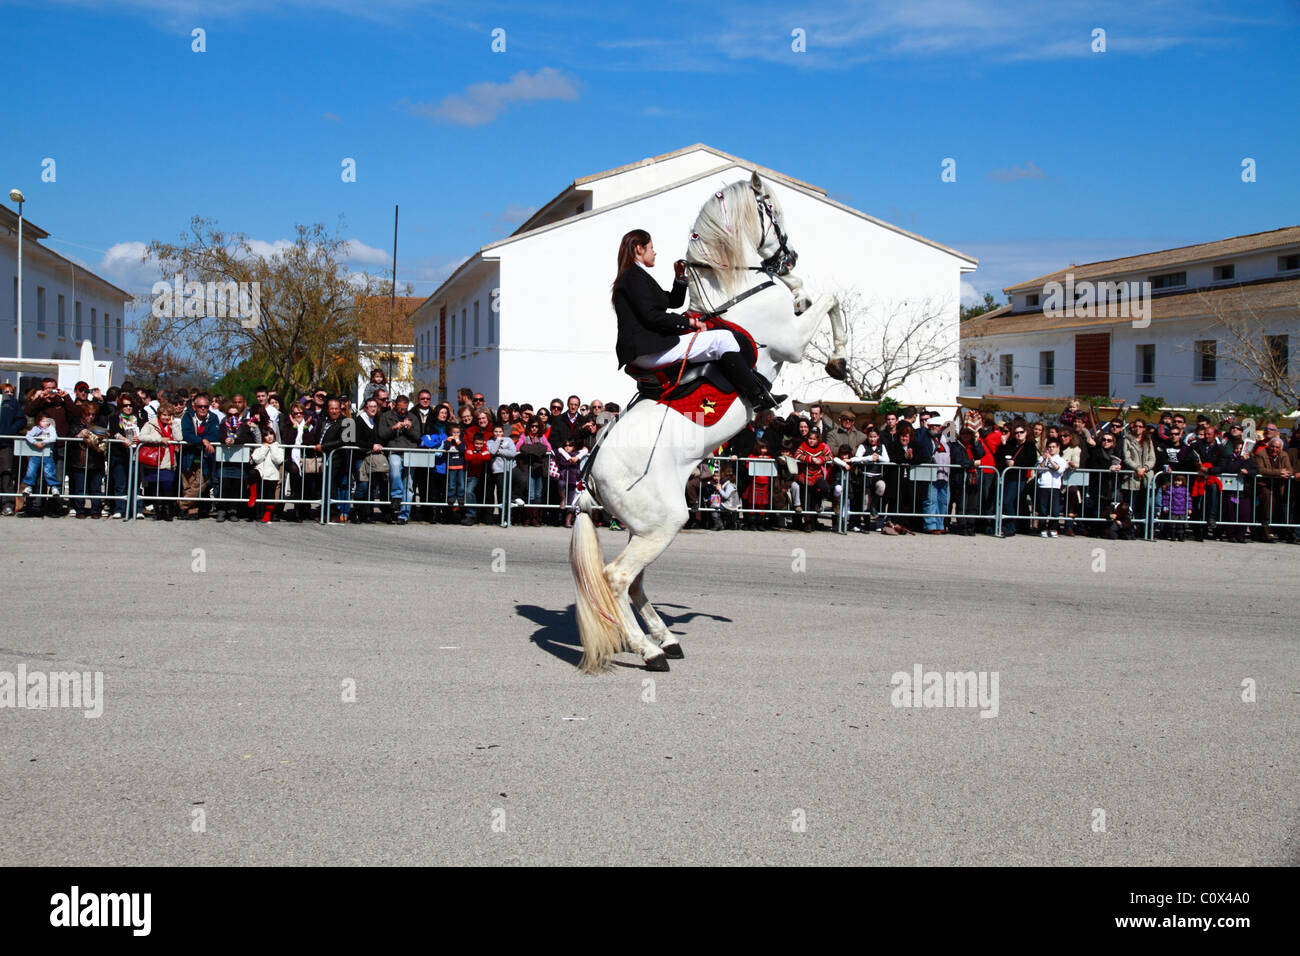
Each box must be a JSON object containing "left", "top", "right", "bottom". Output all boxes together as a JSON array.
[{"left": 517, "top": 602, "right": 733, "bottom": 669}]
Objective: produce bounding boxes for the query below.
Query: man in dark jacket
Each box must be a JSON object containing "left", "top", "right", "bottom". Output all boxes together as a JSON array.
[
  {"left": 378, "top": 394, "right": 419, "bottom": 523},
  {"left": 179, "top": 394, "right": 220, "bottom": 518},
  {"left": 314, "top": 398, "right": 355, "bottom": 523},
  {"left": 0, "top": 382, "right": 28, "bottom": 514},
  {"left": 997, "top": 421, "right": 1038, "bottom": 537},
  {"left": 549, "top": 395, "right": 594, "bottom": 450}
]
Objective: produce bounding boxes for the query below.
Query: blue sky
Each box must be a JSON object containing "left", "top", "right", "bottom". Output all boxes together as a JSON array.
[{"left": 4, "top": 0, "right": 1298, "bottom": 341}]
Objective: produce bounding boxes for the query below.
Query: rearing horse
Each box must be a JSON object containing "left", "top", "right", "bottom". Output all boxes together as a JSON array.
[{"left": 570, "top": 171, "right": 848, "bottom": 673}]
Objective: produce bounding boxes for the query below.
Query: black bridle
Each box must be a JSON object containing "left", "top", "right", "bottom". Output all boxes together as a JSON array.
[{"left": 686, "top": 195, "right": 798, "bottom": 279}]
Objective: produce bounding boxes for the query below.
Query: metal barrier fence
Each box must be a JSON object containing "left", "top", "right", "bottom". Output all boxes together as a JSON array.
[
  {"left": 322, "top": 445, "right": 519, "bottom": 526},
  {"left": 8, "top": 433, "right": 1297, "bottom": 541},
  {"left": 2, "top": 434, "right": 134, "bottom": 517},
  {"left": 1146, "top": 470, "right": 1300, "bottom": 541}
]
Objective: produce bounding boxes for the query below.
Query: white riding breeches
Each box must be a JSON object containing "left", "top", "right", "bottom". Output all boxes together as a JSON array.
[{"left": 631, "top": 329, "right": 740, "bottom": 369}]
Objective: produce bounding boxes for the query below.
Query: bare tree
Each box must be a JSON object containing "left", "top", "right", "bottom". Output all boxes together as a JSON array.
[
  {"left": 1199, "top": 284, "right": 1300, "bottom": 410},
  {"left": 805, "top": 289, "right": 957, "bottom": 400},
  {"left": 135, "top": 218, "right": 392, "bottom": 396}
]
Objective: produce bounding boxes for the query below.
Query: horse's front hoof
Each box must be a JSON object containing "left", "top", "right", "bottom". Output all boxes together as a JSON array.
[
  {"left": 826, "top": 358, "right": 848, "bottom": 381},
  {"left": 661, "top": 643, "right": 685, "bottom": 659},
  {"left": 644, "top": 655, "right": 671, "bottom": 672}
]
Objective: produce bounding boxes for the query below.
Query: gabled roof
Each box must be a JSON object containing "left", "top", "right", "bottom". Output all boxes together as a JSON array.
[
  {"left": 486, "top": 162, "right": 975, "bottom": 262},
  {"left": 572, "top": 143, "right": 825, "bottom": 195},
  {"left": 510, "top": 144, "right": 825, "bottom": 239},
  {"left": 1, "top": 204, "right": 51, "bottom": 241},
  {"left": 1005, "top": 226, "right": 1300, "bottom": 293},
  {"left": 963, "top": 274, "right": 1300, "bottom": 338},
  {"left": 416, "top": 149, "right": 977, "bottom": 313}
]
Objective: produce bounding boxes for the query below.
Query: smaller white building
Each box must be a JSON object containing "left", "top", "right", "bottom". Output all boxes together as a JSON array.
[
  {"left": 961, "top": 227, "right": 1300, "bottom": 409},
  {"left": 1, "top": 203, "right": 131, "bottom": 389}
]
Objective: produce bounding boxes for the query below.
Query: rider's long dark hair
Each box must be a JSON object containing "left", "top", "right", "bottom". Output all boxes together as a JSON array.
[{"left": 611, "top": 229, "right": 652, "bottom": 306}]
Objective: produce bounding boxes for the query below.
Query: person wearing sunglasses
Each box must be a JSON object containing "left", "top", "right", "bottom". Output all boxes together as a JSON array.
[{"left": 997, "top": 420, "right": 1038, "bottom": 537}]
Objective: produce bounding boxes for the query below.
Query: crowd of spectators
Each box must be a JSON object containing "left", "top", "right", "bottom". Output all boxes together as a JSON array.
[{"left": 3, "top": 375, "right": 1298, "bottom": 543}]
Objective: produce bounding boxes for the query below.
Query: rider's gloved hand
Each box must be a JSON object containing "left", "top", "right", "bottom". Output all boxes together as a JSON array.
[{"left": 673, "top": 259, "right": 687, "bottom": 281}]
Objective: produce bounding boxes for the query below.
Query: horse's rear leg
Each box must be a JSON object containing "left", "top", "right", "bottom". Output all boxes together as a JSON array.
[
  {"left": 605, "top": 525, "right": 680, "bottom": 670},
  {"left": 629, "top": 571, "right": 681, "bottom": 658}
]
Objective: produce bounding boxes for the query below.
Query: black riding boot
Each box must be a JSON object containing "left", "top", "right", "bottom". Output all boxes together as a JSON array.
[{"left": 716, "top": 351, "right": 786, "bottom": 411}]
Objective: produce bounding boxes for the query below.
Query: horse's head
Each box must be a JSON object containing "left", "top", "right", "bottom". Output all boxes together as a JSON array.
[{"left": 688, "top": 172, "right": 798, "bottom": 297}]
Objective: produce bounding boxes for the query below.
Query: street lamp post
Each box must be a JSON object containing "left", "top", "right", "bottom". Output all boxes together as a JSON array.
[{"left": 9, "top": 188, "right": 24, "bottom": 360}]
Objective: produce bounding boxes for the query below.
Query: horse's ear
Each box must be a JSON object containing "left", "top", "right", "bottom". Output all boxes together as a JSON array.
[{"left": 749, "top": 170, "right": 764, "bottom": 194}]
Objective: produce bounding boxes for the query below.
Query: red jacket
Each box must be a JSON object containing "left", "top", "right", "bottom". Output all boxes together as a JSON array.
[
  {"left": 977, "top": 429, "right": 1003, "bottom": 474},
  {"left": 464, "top": 447, "right": 491, "bottom": 478},
  {"left": 795, "top": 439, "right": 833, "bottom": 482}
]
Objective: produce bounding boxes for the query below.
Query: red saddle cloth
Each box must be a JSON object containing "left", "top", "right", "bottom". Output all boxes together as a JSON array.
[{"left": 625, "top": 314, "right": 758, "bottom": 427}]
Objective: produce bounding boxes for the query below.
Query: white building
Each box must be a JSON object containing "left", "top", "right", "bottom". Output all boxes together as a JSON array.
[
  {"left": 1, "top": 203, "right": 131, "bottom": 388},
  {"left": 411, "top": 144, "right": 976, "bottom": 409},
  {"left": 961, "top": 227, "right": 1300, "bottom": 409}
]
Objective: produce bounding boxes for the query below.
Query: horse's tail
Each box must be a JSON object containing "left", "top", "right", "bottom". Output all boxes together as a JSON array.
[{"left": 570, "top": 512, "right": 622, "bottom": 674}]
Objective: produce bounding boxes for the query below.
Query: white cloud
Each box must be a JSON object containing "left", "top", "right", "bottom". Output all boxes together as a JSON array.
[
  {"left": 96, "top": 241, "right": 163, "bottom": 293},
  {"left": 410, "top": 67, "right": 579, "bottom": 127},
  {"left": 342, "top": 239, "right": 391, "bottom": 266}
]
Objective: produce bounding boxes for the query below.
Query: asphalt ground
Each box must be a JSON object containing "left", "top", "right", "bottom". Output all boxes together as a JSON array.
[{"left": 1, "top": 516, "right": 1296, "bottom": 866}]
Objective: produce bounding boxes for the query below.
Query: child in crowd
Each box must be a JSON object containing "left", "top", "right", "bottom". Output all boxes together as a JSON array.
[
  {"left": 462, "top": 433, "right": 491, "bottom": 525},
  {"left": 1107, "top": 501, "right": 1134, "bottom": 540},
  {"left": 742, "top": 439, "right": 776, "bottom": 531},
  {"left": 716, "top": 466, "right": 740, "bottom": 530},
  {"left": 442, "top": 424, "right": 466, "bottom": 521},
  {"left": 251, "top": 427, "right": 284, "bottom": 523},
  {"left": 1159, "top": 472, "right": 1191, "bottom": 542},
  {"left": 554, "top": 436, "right": 587, "bottom": 528},
  {"left": 830, "top": 443, "right": 856, "bottom": 534},
  {"left": 1034, "top": 438, "right": 1067, "bottom": 537},
  {"left": 21, "top": 415, "right": 61, "bottom": 500}
]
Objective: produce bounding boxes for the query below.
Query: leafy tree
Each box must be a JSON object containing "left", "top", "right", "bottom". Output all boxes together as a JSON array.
[
  {"left": 960, "top": 292, "right": 1002, "bottom": 321},
  {"left": 135, "top": 218, "right": 393, "bottom": 398}
]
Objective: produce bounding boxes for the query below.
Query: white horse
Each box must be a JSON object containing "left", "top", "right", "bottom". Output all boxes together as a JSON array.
[{"left": 570, "top": 171, "right": 848, "bottom": 673}]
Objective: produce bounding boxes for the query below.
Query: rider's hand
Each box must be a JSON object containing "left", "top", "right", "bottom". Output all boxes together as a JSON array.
[{"left": 673, "top": 259, "right": 687, "bottom": 281}]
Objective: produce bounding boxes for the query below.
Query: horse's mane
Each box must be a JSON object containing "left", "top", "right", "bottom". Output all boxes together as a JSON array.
[{"left": 688, "top": 179, "right": 764, "bottom": 299}]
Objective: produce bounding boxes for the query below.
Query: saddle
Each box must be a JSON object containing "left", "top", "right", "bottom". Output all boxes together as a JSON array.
[{"left": 625, "top": 313, "right": 759, "bottom": 409}]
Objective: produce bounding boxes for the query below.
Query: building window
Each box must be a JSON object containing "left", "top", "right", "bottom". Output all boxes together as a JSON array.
[
  {"left": 488, "top": 295, "right": 496, "bottom": 344},
  {"left": 103, "top": 312, "right": 110, "bottom": 348},
  {"left": 36, "top": 286, "right": 46, "bottom": 332},
  {"left": 1279, "top": 254, "right": 1300, "bottom": 272},
  {"left": 1149, "top": 271, "right": 1186, "bottom": 290},
  {"left": 10, "top": 277, "right": 14, "bottom": 324},
  {"left": 473, "top": 300, "right": 480, "bottom": 348},
  {"left": 999, "top": 354, "right": 1013, "bottom": 388},
  {"left": 1212, "top": 263, "right": 1235, "bottom": 282},
  {"left": 75, "top": 301, "right": 82, "bottom": 340},
  {"left": 461, "top": 308, "right": 467, "bottom": 356},
  {"left": 116, "top": 316, "right": 123, "bottom": 353},
  {"left": 448, "top": 315, "right": 455, "bottom": 356},
  {"left": 1136, "top": 344, "right": 1155, "bottom": 385},
  {"left": 1267, "top": 334, "right": 1289, "bottom": 376},
  {"left": 57, "top": 295, "right": 66, "bottom": 337},
  {"left": 1194, "top": 340, "right": 1217, "bottom": 382},
  {"left": 1038, "top": 351, "right": 1055, "bottom": 387},
  {"left": 1025, "top": 293, "right": 1040, "bottom": 308},
  {"left": 91, "top": 307, "right": 97, "bottom": 343},
  {"left": 962, "top": 356, "right": 977, "bottom": 389}
]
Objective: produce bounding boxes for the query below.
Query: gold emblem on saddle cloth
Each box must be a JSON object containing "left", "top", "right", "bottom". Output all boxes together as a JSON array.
[{"left": 699, "top": 397, "right": 716, "bottom": 415}]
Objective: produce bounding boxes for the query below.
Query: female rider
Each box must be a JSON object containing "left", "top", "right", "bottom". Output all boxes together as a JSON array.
[{"left": 611, "top": 228, "right": 784, "bottom": 411}]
